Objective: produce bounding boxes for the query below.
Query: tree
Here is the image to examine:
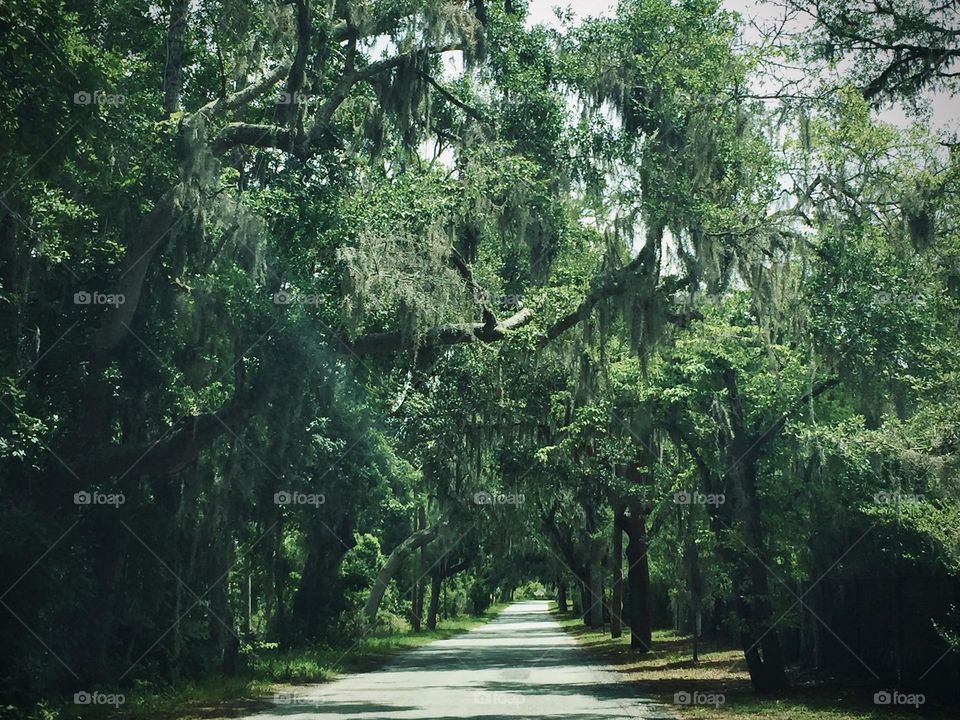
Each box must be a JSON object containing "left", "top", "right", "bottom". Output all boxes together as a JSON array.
[{"left": 790, "top": 0, "right": 960, "bottom": 105}]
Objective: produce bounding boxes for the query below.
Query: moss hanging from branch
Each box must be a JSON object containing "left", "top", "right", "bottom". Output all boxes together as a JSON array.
[{"left": 337, "top": 225, "right": 472, "bottom": 346}]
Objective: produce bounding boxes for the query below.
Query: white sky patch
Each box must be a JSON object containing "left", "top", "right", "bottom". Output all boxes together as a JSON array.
[
  {"left": 407, "top": 0, "right": 953, "bottom": 255},
  {"left": 525, "top": 0, "right": 617, "bottom": 30},
  {"left": 526, "top": 0, "right": 958, "bottom": 133}
]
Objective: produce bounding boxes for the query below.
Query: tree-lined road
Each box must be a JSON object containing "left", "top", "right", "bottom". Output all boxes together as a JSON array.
[
  {"left": 253, "top": 601, "right": 673, "bottom": 719},
  {"left": 6, "top": 0, "right": 958, "bottom": 716}
]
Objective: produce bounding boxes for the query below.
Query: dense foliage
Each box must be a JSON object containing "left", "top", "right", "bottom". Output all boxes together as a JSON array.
[{"left": 0, "top": 0, "right": 957, "bottom": 712}]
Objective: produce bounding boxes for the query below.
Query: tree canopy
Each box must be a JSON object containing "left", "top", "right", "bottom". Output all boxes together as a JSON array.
[{"left": 0, "top": 0, "right": 958, "bottom": 713}]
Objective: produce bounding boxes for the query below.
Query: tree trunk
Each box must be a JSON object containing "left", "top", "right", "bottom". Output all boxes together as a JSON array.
[
  {"left": 737, "top": 459, "right": 788, "bottom": 692},
  {"left": 588, "top": 556, "right": 604, "bottom": 629},
  {"left": 623, "top": 508, "right": 652, "bottom": 652},
  {"left": 685, "top": 501, "right": 703, "bottom": 662},
  {"left": 722, "top": 368, "right": 789, "bottom": 692},
  {"left": 427, "top": 571, "right": 442, "bottom": 630},
  {"left": 579, "top": 577, "right": 590, "bottom": 626},
  {"left": 267, "top": 514, "right": 287, "bottom": 640},
  {"left": 557, "top": 580, "right": 568, "bottom": 613},
  {"left": 709, "top": 508, "right": 787, "bottom": 693},
  {"left": 410, "top": 506, "right": 425, "bottom": 631},
  {"left": 162, "top": 0, "right": 190, "bottom": 116},
  {"left": 740, "top": 551, "right": 788, "bottom": 692},
  {"left": 693, "top": 608, "right": 701, "bottom": 663},
  {"left": 611, "top": 509, "right": 624, "bottom": 639},
  {"left": 363, "top": 524, "right": 440, "bottom": 623},
  {"left": 410, "top": 592, "right": 423, "bottom": 630},
  {"left": 410, "top": 577, "right": 423, "bottom": 631},
  {"left": 292, "top": 523, "right": 352, "bottom": 640},
  {"left": 442, "top": 576, "right": 448, "bottom": 620}
]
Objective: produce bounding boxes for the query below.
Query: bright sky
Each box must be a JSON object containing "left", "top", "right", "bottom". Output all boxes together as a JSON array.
[{"left": 524, "top": 0, "right": 958, "bottom": 133}]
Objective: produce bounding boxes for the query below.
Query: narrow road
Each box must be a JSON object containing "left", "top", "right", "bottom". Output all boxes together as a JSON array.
[{"left": 254, "top": 600, "right": 673, "bottom": 719}]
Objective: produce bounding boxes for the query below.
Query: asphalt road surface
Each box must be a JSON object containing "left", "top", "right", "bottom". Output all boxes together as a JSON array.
[{"left": 253, "top": 600, "right": 673, "bottom": 719}]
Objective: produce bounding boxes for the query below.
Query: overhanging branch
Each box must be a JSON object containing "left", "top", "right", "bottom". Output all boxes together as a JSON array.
[
  {"left": 538, "top": 252, "right": 648, "bottom": 348},
  {"left": 417, "top": 70, "right": 495, "bottom": 126},
  {"left": 344, "top": 251, "right": 660, "bottom": 356},
  {"left": 344, "top": 308, "right": 534, "bottom": 355},
  {"left": 186, "top": 62, "right": 292, "bottom": 126}
]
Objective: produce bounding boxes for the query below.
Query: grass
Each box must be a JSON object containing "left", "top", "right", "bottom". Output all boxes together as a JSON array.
[
  {"left": 21, "top": 605, "right": 508, "bottom": 720},
  {"left": 554, "top": 611, "right": 950, "bottom": 720},
  {"left": 245, "top": 608, "right": 508, "bottom": 686}
]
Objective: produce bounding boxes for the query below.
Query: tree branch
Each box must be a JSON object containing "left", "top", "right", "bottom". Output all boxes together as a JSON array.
[
  {"left": 753, "top": 376, "right": 841, "bottom": 452},
  {"left": 211, "top": 122, "right": 299, "bottom": 156},
  {"left": 538, "top": 252, "right": 649, "bottom": 348},
  {"left": 182, "top": 62, "right": 293, "bottom": 138},
  {"left": 276, "top": 0, "right": 312, "bottom": 126},
  {"left": 162, "top": 0, "right": 190, "bottom": 116},
  {"left": 345, "top": 307, "right": 534, "bottom": 355},
  {"left": 344, "top": 250, "right": 668, "bottom": 356},
  {"left": 417, "top": 70, "right": 495, "bottom": 126},
  {"left": 363, "top": 523, "right": 444, "bottom": 621},
  {"left": 59, "top": 384, "right": 264, "bottom": 496}
]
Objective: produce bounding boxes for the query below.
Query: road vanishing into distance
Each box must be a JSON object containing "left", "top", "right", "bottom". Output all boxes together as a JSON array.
[{"left": 250, "top": 600, "right": 673, "bottom": 719}]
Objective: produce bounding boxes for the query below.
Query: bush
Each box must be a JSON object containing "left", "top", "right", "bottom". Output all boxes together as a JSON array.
[
  {"left": 468, "top": 578, "right": 494, "bottom": 614},
  {"left": 514, "top": 580, "right": 547, "bottom": 600}
]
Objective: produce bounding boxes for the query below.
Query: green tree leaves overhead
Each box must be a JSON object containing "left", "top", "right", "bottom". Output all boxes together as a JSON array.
[{"left": 1, "top": 0, "right": 958, "bottom": 709}]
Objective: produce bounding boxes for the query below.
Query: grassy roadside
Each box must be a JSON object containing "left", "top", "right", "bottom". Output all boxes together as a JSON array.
[
  {"left": 20, "top": 605, "right": 508, "bottom": 720},
  {"left": 553, "top": 611, "right": 949, "bottom": 720}
]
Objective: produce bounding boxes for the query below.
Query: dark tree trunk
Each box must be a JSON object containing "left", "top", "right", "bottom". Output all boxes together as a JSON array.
[
  {"left": 410, "top": 577, "right": 423, "bottom": 631},
  {"left": 363, "top": 523, "right": 440, "bottom": 622},
  {"left": 623, "top": 508, "right": 652, "bottom": 652},
  {"left": 579, "top": 577, "right": 590, "bottom": 626},
  {"left": 737, "top": 460, "right": 788, "bottom": 691},
  {"left": 721, "top": 368, "right": 789, "bottom": 693},
  {"left": 163, "top": 0, "right": 190, "bottom": 116},
  {"left": 291, "top": 548, "right": 323, "bottom": 639},
  {"left": 611, "top": 508, "right": 624, "bottom": 639},
  {"left": 684, "top": 499, "right": 703, "bottom": 662},
  {"left": 410, "top": 506, "right": 425, "bottom": 631},
  {"left": 427, "top": 571, "right": 442, "bottom": 630},
  {"left": 557, "top": 580, "right": 568, "bottom": 613},
  {"left": 267, "top": 514, "right": 287, "bottom": 640},
  {"left": 733, "top": 551, "right": 788, "bottom": 692},
  {"left": 707, "top": 500, "right": 787, "bottom": 693},
  {"left": 588, "top": 556, "right": 604, "bottom": 629},
  {"left": 292, "top": 518, "right": 353, "bottom": 639}
]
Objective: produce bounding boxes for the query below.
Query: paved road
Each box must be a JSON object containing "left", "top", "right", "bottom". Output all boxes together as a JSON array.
[{"left": 254, "top": 600, "right": 673, "bottom": 719}]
